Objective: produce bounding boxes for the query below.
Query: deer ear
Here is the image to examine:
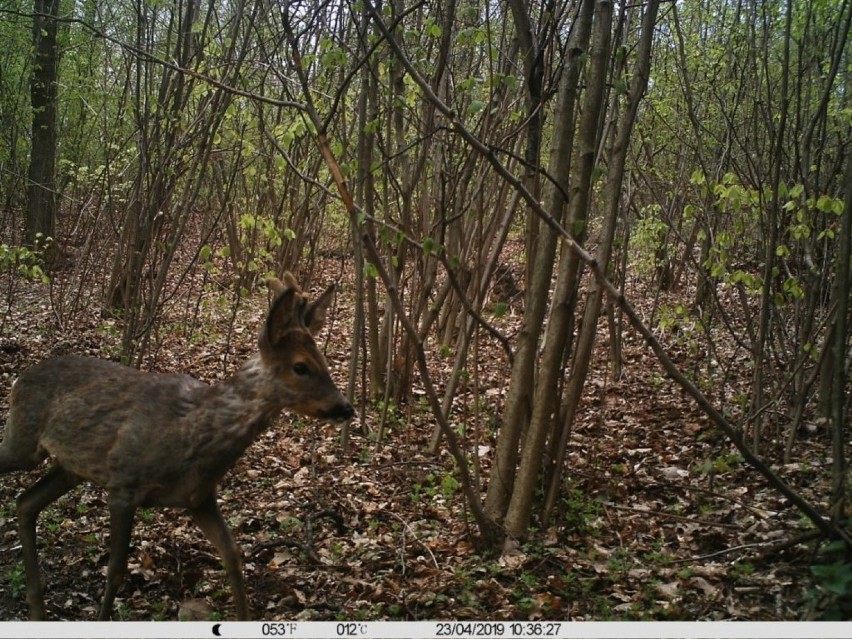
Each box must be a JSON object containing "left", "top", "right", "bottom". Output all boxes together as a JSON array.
[
  {"left": 266, "top": 271, "right": 302, "bottom": 298},
  {"left": 281, "top": 271, "right": 301, "bottom": 293},
  {"left": 265, "top": 277, "right": 286, "bottom": 298},
  {"left": 264, "top": 287, "right": 299, "bottom": 347},
  {"left": 303, "top": 284, "right": 335, "bottom": 336}
]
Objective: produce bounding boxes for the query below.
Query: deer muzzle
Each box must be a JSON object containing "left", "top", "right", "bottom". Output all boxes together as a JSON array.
[{"left": 322, "top": 400, "right": 355, "bottom": 422}]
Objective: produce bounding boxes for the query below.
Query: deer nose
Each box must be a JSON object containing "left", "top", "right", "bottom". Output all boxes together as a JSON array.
[{"left": 325, "top": 400, "right": 355, "bottom": 422}]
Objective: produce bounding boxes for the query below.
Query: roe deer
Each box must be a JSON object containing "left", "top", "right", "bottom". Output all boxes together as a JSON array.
[{"left": 0, "top": 273, "right": 354, "bottom": 620}]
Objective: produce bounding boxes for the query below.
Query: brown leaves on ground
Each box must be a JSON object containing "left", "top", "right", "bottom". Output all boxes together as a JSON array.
[{"left": 0, "top": 260, "right": 837, "bottom": 621}]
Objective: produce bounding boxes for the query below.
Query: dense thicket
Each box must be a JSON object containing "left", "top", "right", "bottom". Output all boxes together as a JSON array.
[{"left": 0, "top": 0, "right": 849, "bottom": 563}]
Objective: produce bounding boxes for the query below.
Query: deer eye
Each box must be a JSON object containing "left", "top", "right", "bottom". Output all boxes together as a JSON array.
[{"left": 293, "top": 362, "right": 310, "bottom": 376}]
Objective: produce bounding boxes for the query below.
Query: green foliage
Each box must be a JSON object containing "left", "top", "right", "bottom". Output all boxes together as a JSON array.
[
  {"left": 319, "top": 37, "right": 347, "bottom": 69},
  {"left": 655, "top": 302, "right": 692, "bottom": 334},
  {"left": 728, "top": 560, "right": 756, "bottom": 581},
  {"left": 277, "top": 516, "right": 303, "bottom": 534},
  {"left": 149, "top": 600, "right": 170, "bottom": 621},
  {"left": 95, "top": 320, "right": 123, "bottom": 358},
  {"left": 694, "top": 175, "right": 844, "bottom": 306},
  {"left": 811, "top": 559, "right": 852, "bottom": 597},
  {"left": 0, "top": 5, "right": 34, "bottom": 208},
  {"left": 694, "top": 451, "right": 743, "bottom": 476},
  {"left": 700, "top": 175, "right": 763, "bottom": 283},
  {"left": 809, "top": 539, "right": 852, "bottom": 620},
  {"left": 0, "top": 243, "right": 49, "bottom": 283},
  {"left": 410, "top": 471, "right": 460, "bottom": 504},
  {"left": 783, "top": 184, "right": 844, "bottom": 245},
  {"left": 113, "top": 601, "right": 132, "bottom": 620},
  {"left": 629, "top": 205, "right": 667, "bottom": 278},
  {"left": 440, "top": 473, "right": 460, "bottom": 498},
  {"left": 6, "top": 562, "right": 26, "bottom": 600},
  {"left": 560, "top": 482, "right": 602, "bottom": 534}
]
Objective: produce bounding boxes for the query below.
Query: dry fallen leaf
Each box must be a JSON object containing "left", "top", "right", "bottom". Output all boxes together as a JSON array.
[{"left": 178, "top": 598, "right": 213, "bottom": 621}]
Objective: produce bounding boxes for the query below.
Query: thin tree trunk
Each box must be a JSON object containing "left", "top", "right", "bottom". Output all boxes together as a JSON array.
[
  {"left": 502, "top": 0, "right": 612, "bottom": 540},
  {"left": 540, "top": 0, "right": 659, "bottom": 528},
  {"left": 749, "top": 0, "right": 793, "bottom": 453},
  {"left": 345, "top": 4, "right": 377, "bottom": 451},
  {"left": 483, "top": 0, "right": 591, "bottom": 524},
  {"left": 829, "top": 153, "right": 851, "bottom": 522},
  {"left": 506, "top": 0, "right": 545, "bottom": 297},
  {"left": 27, "top": 0, "right": 61, "bottom": 248}
]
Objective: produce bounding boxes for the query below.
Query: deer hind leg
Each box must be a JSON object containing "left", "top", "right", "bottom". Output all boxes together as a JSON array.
[
  {"left": 97, "top": 498, "right": 136, "bottom": 620},
  {"left": 189, "top": 495, "right": 249, "bottom": 620},
  {"left": 15, "top": 465, "right": 82, "bottom": 620}
]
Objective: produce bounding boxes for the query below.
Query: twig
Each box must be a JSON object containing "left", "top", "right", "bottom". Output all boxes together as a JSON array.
[
  {"left": 387, "top": 511, "right": 440, "bottom": 570},
  {"left": 671, "top": 531, "right": 821, "bottom": 564},
  {"left": 248, "top": 510, "right": 345, "bottom": 564},
  {"left": 749, "top": 530, "right": 822, "bottom": 562},
  {"left": 671, "top": 541, "right": 772, "bottom": 564},
  {"left": 361, "top": 0, "right": 851, "bottom": 550},
  {"left": 248, "top": 537, "right": 320, "bottom": 564},
  {"left": 603, "top": 502, "right": 741, "bottom": 530}
]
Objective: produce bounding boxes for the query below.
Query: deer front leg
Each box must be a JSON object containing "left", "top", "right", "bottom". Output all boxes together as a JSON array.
[
  {"left": 189, "top": 495, "right": 249, "bottom": 620},
  {"left": 15, "top": 466, "right": 82, "bottom": 620},
  {"left": 98, "top": 498, "right": 136, "bottom": 620}
]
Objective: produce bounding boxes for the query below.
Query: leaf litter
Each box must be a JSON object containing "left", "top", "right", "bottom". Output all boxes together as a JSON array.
[{"left": 0, "top": 258, "right": 841, "bottom": 621}]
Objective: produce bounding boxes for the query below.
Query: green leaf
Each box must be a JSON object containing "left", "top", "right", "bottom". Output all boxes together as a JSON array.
[
  {"left": 689, "top": 169, "right": 705, "bottom": 185},
  {"left": 502, "top": 74, "right": 519, "bottom": 89},
  {"left": 783, "top": 277, "right": 804, "bottom": 300},
  {"left": 458, "top": 77, "right": 477, "bottom": 92},
  {"left": 467, "top": 100, "right": 485, "bottom": 117},
  {"left": 816, "top": 195, "right": 834, "bottom": 212},
  {"left": 440, "top": 474, "right": 460, "bottom": 497},
  {"left": 811, "top": 562, "right": 852, "bottom": 596}
]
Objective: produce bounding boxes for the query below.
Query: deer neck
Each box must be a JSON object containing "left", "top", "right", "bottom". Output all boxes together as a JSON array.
[{"left": 203, "top": 355, "right": 286, "bottom": 448}]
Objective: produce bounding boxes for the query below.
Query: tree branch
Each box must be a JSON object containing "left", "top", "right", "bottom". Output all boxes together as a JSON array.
[{"left": 362, "top": 0, "right": 850, "bottom": 548}]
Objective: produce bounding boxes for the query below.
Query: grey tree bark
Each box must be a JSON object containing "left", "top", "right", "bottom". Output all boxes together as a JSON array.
[{"left": 26, "top": 0, "right": 60, "bottom": 248}]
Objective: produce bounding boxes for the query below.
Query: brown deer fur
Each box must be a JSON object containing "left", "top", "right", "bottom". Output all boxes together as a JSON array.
[{"left": 0, "top": 273, "right": 354, "bottom": 620}]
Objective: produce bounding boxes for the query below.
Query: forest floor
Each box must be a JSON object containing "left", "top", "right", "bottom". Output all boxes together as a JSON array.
[{"left": 0, "top": 253, "right": 846, "bottom": 622}]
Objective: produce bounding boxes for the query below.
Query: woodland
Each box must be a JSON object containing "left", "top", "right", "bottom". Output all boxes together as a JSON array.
[{"left": 0, "top": 0, "right": 850, "bottom": 623}]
